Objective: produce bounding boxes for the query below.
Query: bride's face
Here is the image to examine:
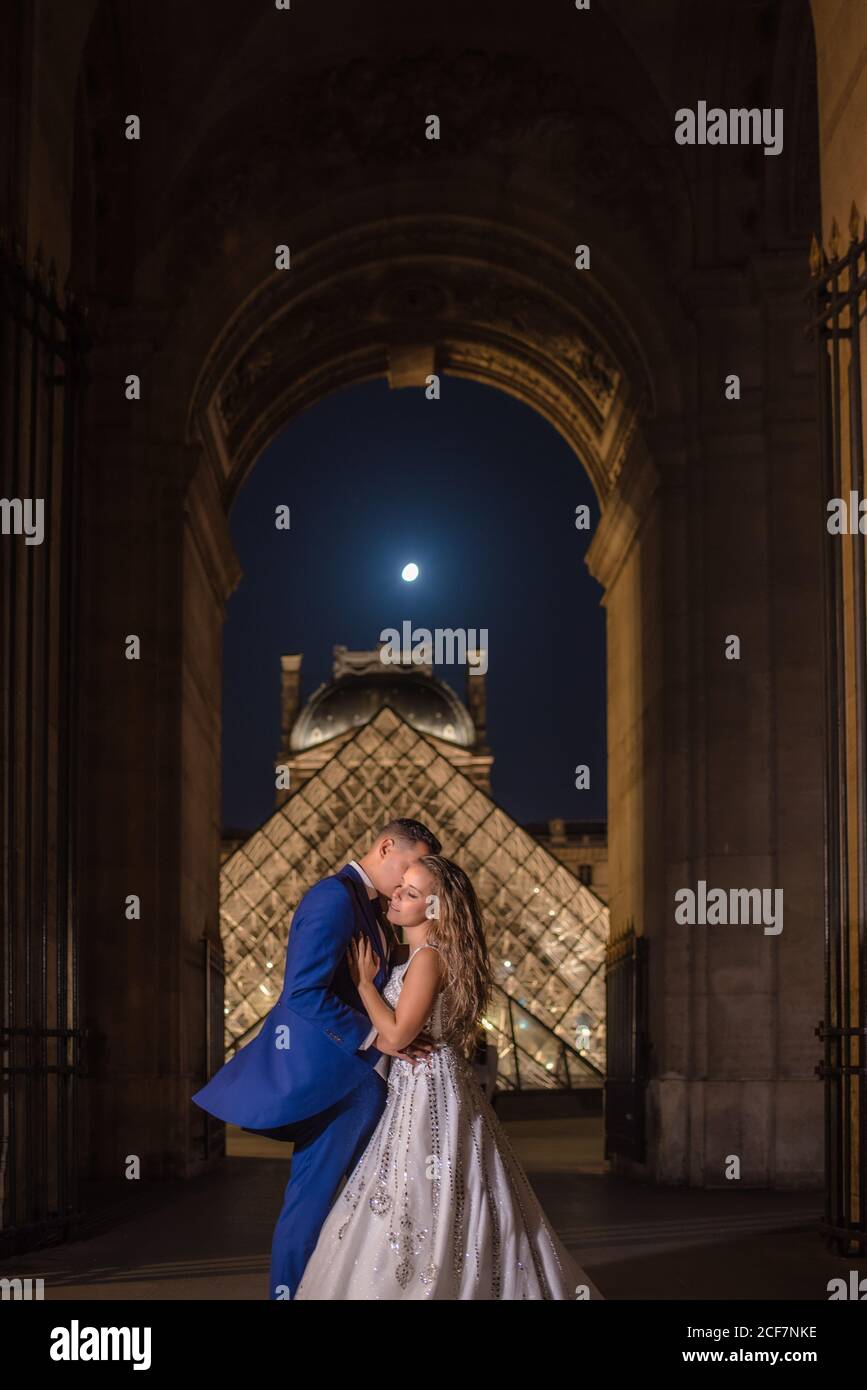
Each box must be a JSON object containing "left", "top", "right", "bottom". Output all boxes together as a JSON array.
[{"left": 386, "top": 863, "right": 437, "bottom": 929}]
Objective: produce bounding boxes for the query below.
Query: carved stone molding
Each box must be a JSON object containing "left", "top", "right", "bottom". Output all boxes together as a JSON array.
[
  {"left": 606, "top": 400, "right": 645, "bottom": 490},
  {"left": 585, "top": 434, "right": 660, "bottom": 594},
  {"left": 216, "top": 266, "right": 621, "bottom": 434},
  {"left": 190, "top": 217, "right": 646, "bottom": 505}
]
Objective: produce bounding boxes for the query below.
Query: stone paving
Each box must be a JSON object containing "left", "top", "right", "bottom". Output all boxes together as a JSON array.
[{"left": 0, "top": 1119, "right": 841, "bottom": 1301}]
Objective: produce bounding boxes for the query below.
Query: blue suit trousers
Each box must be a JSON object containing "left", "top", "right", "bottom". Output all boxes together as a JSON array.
[{"left": 269, "top": 1066, "right": 388, "bottom": 1299}]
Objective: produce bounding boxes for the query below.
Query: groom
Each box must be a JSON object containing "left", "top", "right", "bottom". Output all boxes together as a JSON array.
[{"left": 191, "top": 817, "right": 441, "bottom": 1299}]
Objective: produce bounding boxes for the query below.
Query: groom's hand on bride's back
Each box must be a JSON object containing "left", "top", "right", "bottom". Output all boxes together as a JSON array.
[{"left": 374, "top": 1030, "right": 437, "bottom": 1067}]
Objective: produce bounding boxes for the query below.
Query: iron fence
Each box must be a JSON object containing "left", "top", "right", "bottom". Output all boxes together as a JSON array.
[
  {"left": 0, "top": 235, "right": 89, "bottom": 1253},
  {"left": 809, "top": 212, "right": 867, "bottom": 1257}
]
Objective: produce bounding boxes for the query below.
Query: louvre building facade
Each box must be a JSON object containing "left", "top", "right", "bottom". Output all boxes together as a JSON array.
[{"left": 219, "top": 649, "right": 608, "bottom": 1091}]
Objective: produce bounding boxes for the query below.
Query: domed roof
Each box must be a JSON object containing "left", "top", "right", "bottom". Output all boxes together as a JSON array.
[{"left": 290, "top": 664, "right": 476, "bottom": 752}]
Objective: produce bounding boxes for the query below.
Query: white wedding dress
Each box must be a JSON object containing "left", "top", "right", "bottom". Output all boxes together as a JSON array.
[{"left": 295, "top": 944, "right": 602, "bottom": 1300}]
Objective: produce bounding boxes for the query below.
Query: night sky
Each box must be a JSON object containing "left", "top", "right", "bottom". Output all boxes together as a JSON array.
[{"left": 221, "top": 376, "right": 606, "bottom": 834}]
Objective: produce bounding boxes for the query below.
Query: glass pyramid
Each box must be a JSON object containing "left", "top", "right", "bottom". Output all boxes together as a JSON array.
[{"left": 219, "top": 706, "right": 608, "bottom": 1088}]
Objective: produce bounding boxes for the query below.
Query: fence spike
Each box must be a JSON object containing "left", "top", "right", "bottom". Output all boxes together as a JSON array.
[
  {"left": 850, "top": 201, "right": 861, "bottom": 242},
  {"left": 809, "top": 234, "right": 823, "bottom": 277}
]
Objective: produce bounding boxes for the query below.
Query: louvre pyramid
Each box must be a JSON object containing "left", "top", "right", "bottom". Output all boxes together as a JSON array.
[{"left": 220, "top": 705, "right": 608, "bottom": 1088}]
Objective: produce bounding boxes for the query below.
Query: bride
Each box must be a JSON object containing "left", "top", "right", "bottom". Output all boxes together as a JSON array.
[{"left": 294, "top": 854, "right": 602, "bottom": 1300}]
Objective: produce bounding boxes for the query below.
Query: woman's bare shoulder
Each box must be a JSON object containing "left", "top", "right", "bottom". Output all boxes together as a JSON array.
[{"left": 408, "top": 943, "right": 446, "bottom": 988}]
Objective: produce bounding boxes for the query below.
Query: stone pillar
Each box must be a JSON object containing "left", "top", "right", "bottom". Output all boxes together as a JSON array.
[
  {"left": 77, "top": 327, "right": 240, "bottom": 1180},
  {"left": 180, "top": 450, "right": 242, "bottom": 1175},
  {"left": 811, "top": 0, "right": 867, "bottom": 237},
  {"left": 465, "top": 661, "right": 488, "bottom": 747},
  {"left": 589, "top": 257, "right": 824, "bottom": 1187}
]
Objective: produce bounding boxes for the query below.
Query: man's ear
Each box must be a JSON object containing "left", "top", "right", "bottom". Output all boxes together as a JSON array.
[{"left": 378, "top": 836, "right": 394, "bottom": 858}]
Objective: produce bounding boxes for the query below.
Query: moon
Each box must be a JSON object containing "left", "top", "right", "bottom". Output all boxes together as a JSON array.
[{"left": 401, "top": 562, "right": 419, "bottom": 582}]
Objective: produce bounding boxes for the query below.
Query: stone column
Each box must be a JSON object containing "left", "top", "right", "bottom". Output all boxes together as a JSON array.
[
  {"left": 77, "top": 326, "right": 240, "bottom": 1180},
  {"left": 589, "top": 257, "right": 824, "bottom": 1187}
]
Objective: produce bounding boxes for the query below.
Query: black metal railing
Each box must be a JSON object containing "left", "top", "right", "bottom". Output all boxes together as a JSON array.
[
  {"left": 0, "top": 234, "right": 90, "bottom": 1254},
  {"left": 809, "top": 210, "right": 867, "bottom": 1257},
  {"left": 603, "top": 923, "right": 648, "bottom": 1163}
]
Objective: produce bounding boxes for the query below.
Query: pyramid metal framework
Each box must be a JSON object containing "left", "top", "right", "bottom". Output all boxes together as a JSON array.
[{"left": 220, "top": 706, "right": 608, "bottom": 1088}]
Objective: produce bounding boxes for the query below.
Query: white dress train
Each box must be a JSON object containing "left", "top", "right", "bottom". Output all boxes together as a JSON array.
[{"left": 295, "top": 944, "right": 602, "bottom": 1300}]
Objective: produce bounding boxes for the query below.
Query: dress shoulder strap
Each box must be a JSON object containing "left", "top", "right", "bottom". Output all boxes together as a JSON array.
[{"left": 408, "top": 942, "right": 441, "bottom": 961}]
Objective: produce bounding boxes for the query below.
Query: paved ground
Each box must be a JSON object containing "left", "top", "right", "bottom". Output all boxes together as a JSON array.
[{"left": 0, "top": 1117, "right": 846, "bottom": 1300}]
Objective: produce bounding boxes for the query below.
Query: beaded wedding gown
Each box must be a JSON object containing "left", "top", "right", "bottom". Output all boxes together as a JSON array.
[{"left": 294, "top": 944, "right": 601, "bottom": 1300}]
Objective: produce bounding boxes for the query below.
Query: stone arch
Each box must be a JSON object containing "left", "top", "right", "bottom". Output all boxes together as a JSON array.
[
  {"left": 186, "top": 213, "right": 659, "bottom": 509},
  {"left": 54, "top": 0, "right": 825, "bottom": 1198},
  {"left": 70, "top": 33, "right": 696, "bottom": 505}
]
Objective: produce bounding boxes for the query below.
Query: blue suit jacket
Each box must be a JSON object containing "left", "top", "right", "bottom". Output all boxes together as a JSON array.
[{"left": 191, "top": 864, "right": 390, "bottom": 1131}]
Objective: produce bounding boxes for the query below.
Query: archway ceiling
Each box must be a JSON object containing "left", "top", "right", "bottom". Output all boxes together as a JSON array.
[
  {"left": 145, "top": 25, "right": 680, "bottom": 199},
  {"left": 78, "top": 6, "right": 806, "bottom": 471},
  {"left": 80, "top": 25, "right": 702, "bottom": 504},
  {"left": 157, "top": 46, "right": 689, "bottom": 276},
  {"left": 165, "top": 47, "right": 691, "bottom": 504}
]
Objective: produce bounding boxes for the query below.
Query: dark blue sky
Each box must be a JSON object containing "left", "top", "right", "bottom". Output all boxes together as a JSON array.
[{"left": 221, "top": 376, "right": 606, "bottom": 832}]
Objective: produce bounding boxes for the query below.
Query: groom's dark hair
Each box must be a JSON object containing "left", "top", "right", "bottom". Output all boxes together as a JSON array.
[{"left": 380, "top": 817, "right": 441, "bottom": 855}]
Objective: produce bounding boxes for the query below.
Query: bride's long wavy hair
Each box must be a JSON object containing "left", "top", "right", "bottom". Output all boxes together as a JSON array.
[{"left": 417, "top": 855, "right": 492, "bottom": 1058}]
